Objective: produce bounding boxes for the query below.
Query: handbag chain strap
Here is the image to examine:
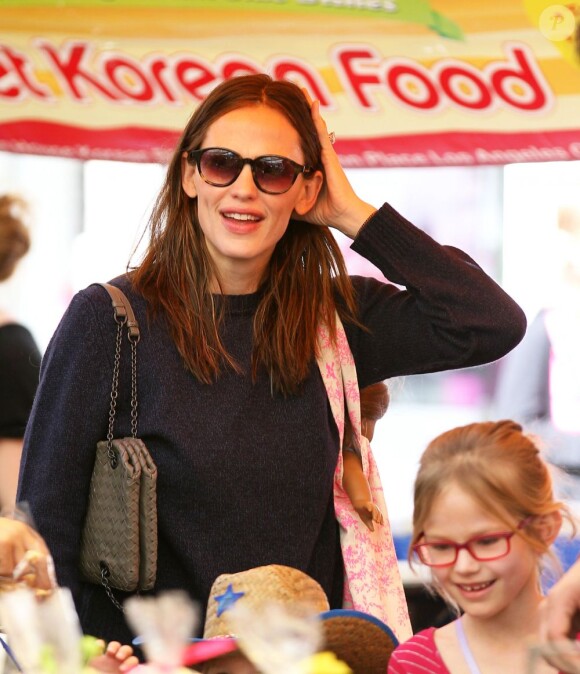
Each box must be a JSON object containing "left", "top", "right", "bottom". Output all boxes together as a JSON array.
[
  {"left": 98, "top": 283, "right": 141, "bottom": 611},
  {"left": 101, "top": 562, "right": 124, "bottom": 612},
  {"left": 100, "top": 283, "right": 141, "bottom": 468}
]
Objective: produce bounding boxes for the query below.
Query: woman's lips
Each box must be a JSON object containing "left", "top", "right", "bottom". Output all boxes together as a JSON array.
[{"left": 222, "top": 211, "right": 261, "bottom": 234}]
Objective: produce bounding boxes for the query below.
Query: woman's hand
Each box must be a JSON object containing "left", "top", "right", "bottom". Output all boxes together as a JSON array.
[
  {"left": 538, "top": 560, "right": 580, "bottom": 672},
  {"left": 0, "top": 516, "right": 56, "bottom": 592},
  {"left": 298, "top": 92, "right": 376, "bottom": 239}
]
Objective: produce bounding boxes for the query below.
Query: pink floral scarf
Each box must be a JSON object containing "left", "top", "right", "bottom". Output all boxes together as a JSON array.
[{"left": 316, "top": 315, "right": 412, "bottom": 642}]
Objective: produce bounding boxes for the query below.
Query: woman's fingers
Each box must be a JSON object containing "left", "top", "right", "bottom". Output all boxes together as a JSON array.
[
  {"left": 301, "top": 89, "right": 336, "bottom": 154},
  {"left": 0, "top": 518, "right": 55, "bottom": 591},
  {"left": 311, "top": 98, "right": 339, "bottom": 156},
  {"left": 299, "top": 88, "right": 375, "bottom": 236},
  {"left": 0, "top": 518, "right": 26, "bottom": 575}
]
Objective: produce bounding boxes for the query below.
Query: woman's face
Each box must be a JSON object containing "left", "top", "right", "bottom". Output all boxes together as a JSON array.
[{"left": 181, "top": 104, "right": 322, "bottom": 293}]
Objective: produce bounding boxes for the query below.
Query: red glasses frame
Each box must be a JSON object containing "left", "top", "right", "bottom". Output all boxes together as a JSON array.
[{"left": 412, "top": 518, "right": 531, "bottom": 568}]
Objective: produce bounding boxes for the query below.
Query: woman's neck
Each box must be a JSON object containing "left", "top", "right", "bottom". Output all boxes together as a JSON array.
[{"left": 210, "top": 265, "right": 264, "bottom": 295}]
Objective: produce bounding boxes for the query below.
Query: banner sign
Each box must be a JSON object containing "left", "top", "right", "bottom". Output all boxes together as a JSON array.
[{"left": 1, "top": 0, "right": 579, "bottom": 167}]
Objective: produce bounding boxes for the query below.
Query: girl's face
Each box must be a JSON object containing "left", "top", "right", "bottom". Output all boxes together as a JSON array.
[
  {"left": 422, "top": 482, "right": 541, "bottom": 622},
  {"left": 181, "top": 104, "right": 322, "bottom": 293}
]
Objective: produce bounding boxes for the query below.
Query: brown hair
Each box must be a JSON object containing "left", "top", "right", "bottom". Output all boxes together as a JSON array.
[
  {"left": 132, "top": 74, "right": 359, "bottom": 395},
  {"left": 360, "top": 381, "right": 390, "bottom": 421},
  {"left": 0, "top": 195, "right": 30, "bottom": 282},
  {"left": 410, "top": 420, "right": 575, "bottom": 567},
  {"left": 343, "top": 381, "right": 389, "bottom": 450}
]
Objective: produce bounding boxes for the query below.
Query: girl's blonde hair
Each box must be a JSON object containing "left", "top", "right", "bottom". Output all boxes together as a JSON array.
[{"left": 410, "top": 420, "right": 575, "bottom": 570}]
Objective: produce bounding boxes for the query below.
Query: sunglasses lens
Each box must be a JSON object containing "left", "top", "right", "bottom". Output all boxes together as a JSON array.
[
  {"left": 194, "top": 149, "right": 303, "bottom": 194},
  {"left": 253, "top": 157, "right": 296, "bottom": 194},
  {"left": 199, "top": 149, "right": 241, "bottom": 186}
]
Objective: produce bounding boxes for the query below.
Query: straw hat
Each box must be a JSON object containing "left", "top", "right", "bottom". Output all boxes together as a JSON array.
[
  {"left": 184, "top": 564, "right": 398, "bottom": 674},
  {"left": 320, "top": 609, "right": 399, "bottom": 674},
  {"left": 203, "top": 564, "right": 330, "bottom": 638}
]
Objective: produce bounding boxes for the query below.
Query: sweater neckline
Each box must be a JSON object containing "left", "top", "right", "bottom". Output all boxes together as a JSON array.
[{"left": 213, "top": 290, "right": 261, "bottom": 315}]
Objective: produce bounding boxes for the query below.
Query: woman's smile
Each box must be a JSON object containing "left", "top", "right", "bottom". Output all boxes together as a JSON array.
[{"left": 220, "top": 209, "right": 262, "bottom": 235}]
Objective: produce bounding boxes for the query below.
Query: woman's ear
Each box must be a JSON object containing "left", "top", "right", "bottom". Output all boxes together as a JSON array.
[
  {"left": 181, "top": 151, "right": 198, "bottom": 198},
  {"left": 293, "top": 170, "right": 323, "bottom": 216},
  {"left": 534, "top": 511, "right": 563, "bottom": 546}
]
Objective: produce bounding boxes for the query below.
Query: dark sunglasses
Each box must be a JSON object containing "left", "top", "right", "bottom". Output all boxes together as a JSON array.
[{"left": 187, "top": 147, "right": 313, "bottom": 195}]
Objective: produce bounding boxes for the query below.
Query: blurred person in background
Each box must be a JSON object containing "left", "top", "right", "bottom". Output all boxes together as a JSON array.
[
  {"left": 494, "top": 204, "right": 580, "bottom": 499},
  {"left": 540, "top": 555, "right": 580, "bottom": 673},
  {"left": 0, "top": 195, "right": 41, "bottom": 513},
  {"left": 0, "top": 516, "right": 138, "bottom": 673}
]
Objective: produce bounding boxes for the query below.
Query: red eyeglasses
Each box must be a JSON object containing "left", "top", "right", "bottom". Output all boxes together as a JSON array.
[{"left": 412, "top": 518, "right": 532, "bottom": 568}]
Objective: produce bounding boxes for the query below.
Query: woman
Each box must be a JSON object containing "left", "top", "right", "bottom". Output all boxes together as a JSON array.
[
  {"left": 17, "top": 74, "right": 526, "bottom": 646},
  {"left": 0, "top": 195, "right": 41, "bottom": 512}
]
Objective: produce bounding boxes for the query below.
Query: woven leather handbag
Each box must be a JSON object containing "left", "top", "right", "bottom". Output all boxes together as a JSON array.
[{"left": 79, "top": 283, "right": 157, "bottom": 609}]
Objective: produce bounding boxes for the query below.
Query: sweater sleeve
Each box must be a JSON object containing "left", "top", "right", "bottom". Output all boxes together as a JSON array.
[
  {"left": 16, "top": 286, "right": 119, "bottom": 599},
  {"left": 344, "top": 203, "right": 527, "bottom": 388}
]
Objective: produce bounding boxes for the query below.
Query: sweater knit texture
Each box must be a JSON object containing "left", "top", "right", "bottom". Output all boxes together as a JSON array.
[{"left": 17, "top": 203, "right": 526, "bottom": 644}]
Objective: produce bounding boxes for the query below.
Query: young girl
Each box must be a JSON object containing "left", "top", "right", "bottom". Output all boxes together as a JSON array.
[{"left": 388, "top": 419, "right": 575, "bottom": 674}]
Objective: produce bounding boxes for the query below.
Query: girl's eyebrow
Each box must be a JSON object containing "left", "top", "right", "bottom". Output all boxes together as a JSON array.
[{"left": 424, "top": 527, "right": 509, "bottom": 540}]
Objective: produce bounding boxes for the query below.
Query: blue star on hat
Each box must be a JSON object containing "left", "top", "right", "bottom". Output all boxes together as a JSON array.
[{"left": 214, "top": 583, "right": 245, "bottom": 617}]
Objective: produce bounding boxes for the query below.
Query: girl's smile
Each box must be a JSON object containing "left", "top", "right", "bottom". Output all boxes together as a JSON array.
[{"left": 453, "top": 579, "right": 498, "bottom": 607}]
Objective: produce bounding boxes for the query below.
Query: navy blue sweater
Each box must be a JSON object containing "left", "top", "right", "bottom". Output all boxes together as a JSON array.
[{"left": 17, "top": 204, "right": 526, "bottom": 644}]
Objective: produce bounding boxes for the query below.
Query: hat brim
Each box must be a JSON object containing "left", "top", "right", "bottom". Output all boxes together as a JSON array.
[
  {"left": 320, "top": 609, "right": 399, "bottom": 674},
  {"left": 134, "top": 609, "right": 398, "bottom": 671},
  {"left": 182, "top": 637, "right": 239, "bottom": 666},
  {"left": 133, "top": 635, "right": 238, "bottom": 667}
]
